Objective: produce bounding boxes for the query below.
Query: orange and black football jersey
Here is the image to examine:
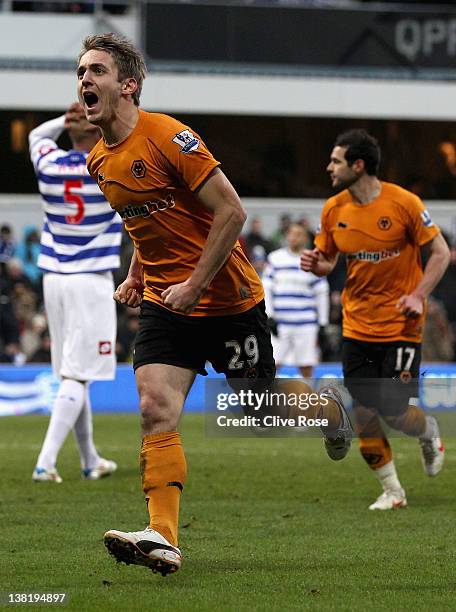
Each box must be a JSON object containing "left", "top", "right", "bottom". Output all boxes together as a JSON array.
[
  {"left": 87, "top": 110, "right": 264, "bottom": 316},
  {"left": 315, "top": 182, "right": 440, "bottom": 342}
]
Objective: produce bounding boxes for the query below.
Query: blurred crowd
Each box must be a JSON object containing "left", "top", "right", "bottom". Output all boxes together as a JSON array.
[{"left": 1, "top": 216, "right": 455, "bottom": 366}]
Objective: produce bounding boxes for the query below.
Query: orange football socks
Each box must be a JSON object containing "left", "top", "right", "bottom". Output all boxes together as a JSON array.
[
  {"left": 354, "top": 406, "right": 392, "bottom": 469},
  {"left": 359, "top": 437, "right": 393, "bottom": 470},
  {"left": 140, "top": 431, "right": 187, "bottom": 547}
]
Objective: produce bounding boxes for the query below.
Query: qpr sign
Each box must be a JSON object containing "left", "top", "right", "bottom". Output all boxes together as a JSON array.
[{"left": 395, "top": 17, "right": 456, "bottom": 63}]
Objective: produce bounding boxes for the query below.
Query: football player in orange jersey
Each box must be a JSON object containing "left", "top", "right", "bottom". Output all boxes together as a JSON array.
[
  {"left": 76, "top": 33, "right": 352, "bottom": 575},
  {"left": 301, "top": 129, "right": 450, "bottom": 510}
]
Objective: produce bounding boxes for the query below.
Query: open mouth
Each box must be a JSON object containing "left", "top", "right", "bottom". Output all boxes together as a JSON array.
[{"left": 83, "top": 91, "right": 99, "bottom": 109}]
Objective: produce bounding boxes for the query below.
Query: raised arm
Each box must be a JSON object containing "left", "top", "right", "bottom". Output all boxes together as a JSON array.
[
  {"left": 29, "top": 115, "right": 65, "bottom": 156},
  {"left": 29, "top": 103, "right": 85, "bottom": 169}
]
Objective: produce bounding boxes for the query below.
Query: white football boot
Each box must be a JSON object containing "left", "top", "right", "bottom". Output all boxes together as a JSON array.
[
  {"left": 369, "top": 488, "right": 407, "bottom": 510},
  {"left": 104, "top": 527, "right": 182, "bottom": 576},
  {"left": 419, "top": 416, "right": 445, "bottom": 477},
  {"left": 83, "top": 458, "right": 117, "bottom": 480},
  {"left": 32, "top": 467, "right": 63, "bottom": 483}
]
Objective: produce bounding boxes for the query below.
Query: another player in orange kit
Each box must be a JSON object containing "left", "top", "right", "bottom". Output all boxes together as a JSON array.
[{"left": 301, "top": 129, "right": 450, "bottom": 510}]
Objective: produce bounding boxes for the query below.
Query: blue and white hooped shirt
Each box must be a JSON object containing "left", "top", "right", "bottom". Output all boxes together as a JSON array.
[
  {"left": 262, "top": 247, "right": 329, "bottom": 327},
  {"left": 29, "top": 115, "right": 121, "bottom": 274}
]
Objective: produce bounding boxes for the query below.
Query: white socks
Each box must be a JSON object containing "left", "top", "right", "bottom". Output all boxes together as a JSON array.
[
  {"left": 374, "top": 460, "right": 402, "bottom": 492},
  {"left": 73, "top": 385, "right": 101, "bottom": 471},
  {"left": 36, "top": 379, "right": 85, "bottom": 471}
]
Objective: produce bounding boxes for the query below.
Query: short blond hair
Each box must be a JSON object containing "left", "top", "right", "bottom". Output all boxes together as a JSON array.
[{"left": 79, "top": 33, "right": 147, "bottom": 106}]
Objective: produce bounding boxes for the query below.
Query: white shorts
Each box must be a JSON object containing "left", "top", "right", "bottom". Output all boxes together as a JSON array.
[
  {"left": 272, "top": 324, "right": 319, "bottom": 367},
  {"left": 44, "top": 272, "right": 116, "bottom": 381}
]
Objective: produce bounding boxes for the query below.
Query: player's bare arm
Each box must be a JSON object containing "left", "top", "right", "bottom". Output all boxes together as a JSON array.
[
  {"left": 29, "top": 114, "right": 65, "bottom": 151},
  {"left": 396, "top": 232, "right": 450, "bottom": 317},
  {"left": 300, "top": 248, "right": 338, "bottom": 277},
  {"left": 162, "top": 168, "right": 246, "bottom": 314},
  {"left": 114, "top": 247, "right": 144, "bottom": 308}
]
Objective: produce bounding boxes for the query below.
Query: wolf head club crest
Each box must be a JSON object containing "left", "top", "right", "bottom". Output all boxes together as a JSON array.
[
  {"left": 377, "top": 216, "right": 392, "bottom": 231},
  {"left": 131, "top": 159, "right": 146, "bottom": 179}
]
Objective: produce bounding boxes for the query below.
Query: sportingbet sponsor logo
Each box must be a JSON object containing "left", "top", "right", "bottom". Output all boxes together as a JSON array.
[
  {"left": 119, "top": 194, "right": 175, "bottom": 220},
  {"left": 347, "top": 248, "right": 400, "bottom": 264},
  {"left": 172, "top": 129, "right": 200, "bottom": 153}
]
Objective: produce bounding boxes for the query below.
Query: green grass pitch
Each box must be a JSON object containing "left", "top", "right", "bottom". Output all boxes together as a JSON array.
[{"left": 1, "top": 414, "right": 455, "bottom": 611}]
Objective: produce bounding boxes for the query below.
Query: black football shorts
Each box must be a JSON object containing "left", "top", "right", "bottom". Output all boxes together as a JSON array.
[
  {"left": 133, "top": 299, "right": 276, "bottom": 391},
  {"left": 342, "top": 337, "right": 421, "bottom": 416}
]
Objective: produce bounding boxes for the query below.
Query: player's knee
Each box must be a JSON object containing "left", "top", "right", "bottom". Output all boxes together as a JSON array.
[
  {"left": 139, "top": 388, "right": 176, "bottom": 432},
  {"left": 383, "top": 406, "right": 425, "bottom": 437}
]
